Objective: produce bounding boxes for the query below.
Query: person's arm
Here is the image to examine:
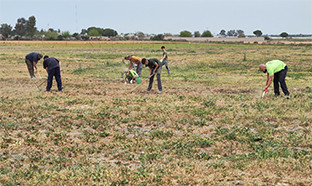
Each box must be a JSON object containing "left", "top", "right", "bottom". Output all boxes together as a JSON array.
[
  {"left": 149, "top": 67, "right": 153, "bottom": 77},
  {"left": 264, "top": 74, "right": 273, "bottom": 91},
  {"left": 153, "top": 63, "right": 159, "bottom": 74},
  {"left": 45, "top": 67, "right": 48, "bottom": 73},
  {"left": 128, "top": 61, "right": 133, "bottom": 70},
  {"left": 33, "top": 61, "right": 38, "bottom": 72}
]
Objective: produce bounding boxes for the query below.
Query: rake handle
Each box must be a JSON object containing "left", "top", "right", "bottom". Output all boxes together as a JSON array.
[{"left": 130, "top": 74, "right": 154, "bottom": 92}]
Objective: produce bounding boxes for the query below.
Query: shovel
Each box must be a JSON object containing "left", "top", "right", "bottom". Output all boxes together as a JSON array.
[{"left": 261, "top": 91, "right": 266, "bottom": 98}]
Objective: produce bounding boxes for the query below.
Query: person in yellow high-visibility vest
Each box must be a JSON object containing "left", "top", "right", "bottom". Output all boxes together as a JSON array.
[
  {"left": 259, "top": 60, "right": 290, "bottom": 99},
  {"left": 123, "top": 69, "right": 139, "bottom": 84}
]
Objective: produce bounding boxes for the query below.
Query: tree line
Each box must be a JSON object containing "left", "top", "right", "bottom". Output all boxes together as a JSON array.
[{"left": 0, "top": 16, "right": 298, "bottom": 41}]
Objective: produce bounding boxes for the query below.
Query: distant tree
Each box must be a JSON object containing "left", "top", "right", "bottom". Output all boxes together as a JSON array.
[
  {"left": 219, "top": 29, "right": 226, "bottom": 37},
  {"left": 72, "top": 33, "right": 80, "bottom": 40},
  {"left": 88, "top": 28, "right": 100, "bottom": 36},
  {"left": 102, "top": 28, "right": 118, "bottom": 37},
  {"left": 227, "top": 30, "right": 237, "bottom": 37},
  {"left": 264, "top": 36, "right": 271, "bottom": 40},
  {"left": 135, "top": 32, "right": 145, "bottom": 40},
  {"left": 164, "top": 33, "right": 172, "bottom": 37},
  {"left": 48, "top": 28, "right": 55, "bottom": 32},
  {"left": 194, "top": 31, "right": 201, "bottom": 37},
  {"left": 26, "top": 16, "right": 37, "bottom": 38},
  {"left": 81, "top": 35, "right": 90, "bottom": 40},
  {"left": 253, "top": 30, "right": 262, "bottom": 37},
  {"left": 86, "top": 27, "right": 117, "bottom": 37},
  {"left": 180, "top": 30, "right": 192, "bottom": 37},
  {"left": 0, "top": 24, "right": 13, "bottom": 39},
  {"left": 237, "top": 30, "right": 245, "bottom": 38},
  {"left": 57, "top": 35, "right": 63, "bottom": 40},
  {"left": 44, "top": 30, "right": 58, "bottom": 40},
  {"left": 57, "top": 29, "right": 61, "bottom": 33},
  {"left": 62, "top": 31, "right": 71, "bottom": 39},
  {"left": 201, "top": 30, "right": 213, "bottom": 37},
  {"left": 280, "top": 32, "right": 288, "bottom": 38},
  {"left": 150, "top": 34, "right": 164, "bottom": 41},
  {"left": 87, "top": 27, "right": 99, "bottom": 36},
  {"left": 14, "top": 17, "right": 27, "bottom": 37},
  {"left": 80, "top": 29, "right": 87, "bottom": 35}
]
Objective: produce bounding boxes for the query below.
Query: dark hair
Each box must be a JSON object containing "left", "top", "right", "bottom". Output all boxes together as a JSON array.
[
  {"left": 161, "top": 46, "right": 165, "bottom": 49},
  {"left": 124, "top": 55, "right": 132, "bottom": 60},
  {"left": 141, "top": 58, "right": 147, "bottom": 64},
  {"left": 43, "top": 55, "right": 49, "bottom": 60}
]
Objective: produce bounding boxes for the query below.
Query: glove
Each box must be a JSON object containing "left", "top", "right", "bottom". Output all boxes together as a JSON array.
[
  {"left": 264, "top": 87, "right": 268, "bottom": 92},
  {"left": 160, "top": 59, "right": 163, "bottom": 63}
]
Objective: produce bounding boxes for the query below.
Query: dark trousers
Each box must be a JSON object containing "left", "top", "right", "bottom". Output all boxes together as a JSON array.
[
  {"left": 47, "top": 67, "right": 62, "bottom": 91},
  {"left": 273, "top": 66, "right": 289, "bottom": 96},
  {"left": 25, "top": 59, "right": 35, "bottom": 78},
  {"left": 148, "top": 67, "right": 162, "bottom": 91}
]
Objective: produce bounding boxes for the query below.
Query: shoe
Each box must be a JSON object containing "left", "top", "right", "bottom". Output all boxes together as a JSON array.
[
  {"left": 158, "top": 91, "right": 162, "bottom": 94},
  {"left": 285, "top": 95, "right": 290, "bottom": 99}
]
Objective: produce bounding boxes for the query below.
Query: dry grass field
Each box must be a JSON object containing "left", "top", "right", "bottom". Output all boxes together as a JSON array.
[{"left": 0, "top": 41, "right": 311, "bottom": 185}]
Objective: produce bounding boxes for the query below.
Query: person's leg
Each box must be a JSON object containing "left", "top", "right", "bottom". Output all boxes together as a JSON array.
[
  {"left": 147, "top": 74, "right": 155, "bottom": 91},
  {"left": 46, "top": 69, "right": 54, "bottom": 91},
  {"left": 279, "top": 66, "right": 289, "bottom": 96},
  {"left": 55, "top": 67, "right": 63, "bottom": 91},
  {"left": 137, "top": 62, "right": 143, "bottom": 76},
  {"left": 156, "top": 67, "right": 162, "bottom": 91},
  {"left": 25, "top": 59, "right": 35, "bottom": 78},
  {"left": 273, "top": 72, "right": 280, "bottom": 96},
  {"left": 164, "top": 60, "right": 170, "bottom": 74}
]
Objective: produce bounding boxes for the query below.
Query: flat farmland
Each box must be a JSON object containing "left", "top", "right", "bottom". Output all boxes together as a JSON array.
[{"left": 0, "top": 41, "right": 311, "bottom": 185}]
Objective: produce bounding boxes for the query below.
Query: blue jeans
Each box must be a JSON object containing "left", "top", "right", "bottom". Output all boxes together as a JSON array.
[{"left": 47, "top": 67, "right": 62, "bottom": 91}]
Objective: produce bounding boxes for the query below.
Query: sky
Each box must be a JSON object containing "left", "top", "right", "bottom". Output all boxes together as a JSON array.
[{"left": 0, "top": 0, "right": 311, "bottom": 35}]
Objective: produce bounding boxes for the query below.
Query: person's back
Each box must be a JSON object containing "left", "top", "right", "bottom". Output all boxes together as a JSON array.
[
  {"left": 43, "top": 57, "right": 60, "bottom": 70},
  {"left": 26, "top": 52, "right": 40, "bottom": 62},
  {"left": 130, "top": 56, "right": 142, "bottom": 64},
  {"left": 148, "top": 58, "right": 161, "bottom": 69},
  {"left": 25, "top": 52, "right": 43, "bottom": 78},
  {"left": 265, "top": 60, "right": 286, "bottom": 76}
]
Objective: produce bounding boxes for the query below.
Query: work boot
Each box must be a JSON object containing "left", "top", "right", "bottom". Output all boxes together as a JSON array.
[
  {"left": 284, "top": 95, "right": 290, "bottom": 99},
  {"left": 157, "top": 90, "right": 162, "bottom": 94}
]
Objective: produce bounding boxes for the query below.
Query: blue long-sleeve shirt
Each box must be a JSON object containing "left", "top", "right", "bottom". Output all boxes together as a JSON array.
[
  {"left": 25, "top": 52, "right": 41, "bottom": 62},
  {"left": 43, "top": 57, "right": 60, "bottom": 70}
]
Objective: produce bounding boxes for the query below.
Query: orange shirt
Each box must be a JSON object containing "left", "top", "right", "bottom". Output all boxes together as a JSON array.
[{"left": 130, "top": 56, "right": 142, "bottom": 64}]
